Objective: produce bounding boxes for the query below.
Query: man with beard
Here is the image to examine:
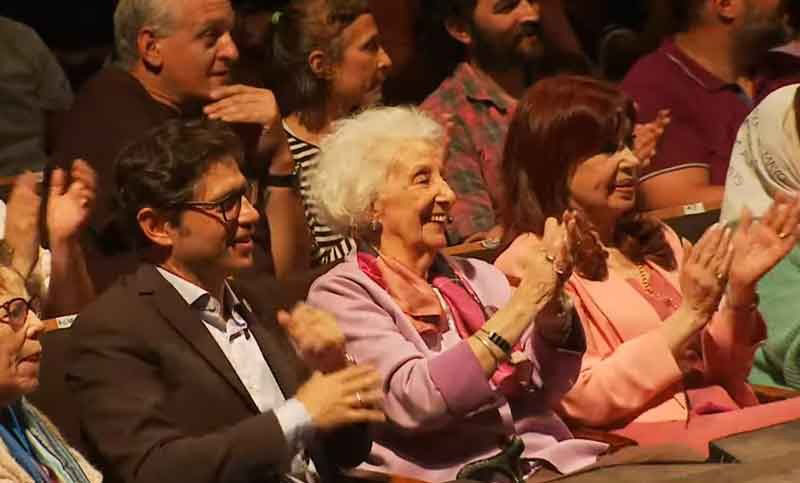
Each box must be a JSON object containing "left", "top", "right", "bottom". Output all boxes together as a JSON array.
[
  {"left": 755, "top": 0, "right": 800, "bottom": 102},
  {"left": 621, "top": 0, "right": 790, "bottom": 210},
  {"left": 421, "top": 0, "right": 561, "bottom": 244}
]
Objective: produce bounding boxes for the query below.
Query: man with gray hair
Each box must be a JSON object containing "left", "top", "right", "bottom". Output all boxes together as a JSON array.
[{"left": 50, "top": 0, "right": 290, "bottom": 291}]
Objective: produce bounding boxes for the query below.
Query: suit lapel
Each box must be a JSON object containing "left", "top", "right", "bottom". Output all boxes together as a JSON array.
[{"left": 135, "top": 265, "right": 259, "bottom": 413}]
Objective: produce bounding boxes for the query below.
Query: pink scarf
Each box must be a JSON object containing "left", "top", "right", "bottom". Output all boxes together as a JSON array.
[{"left": 357, "top": 251, "right": 526, "bottom": 396}]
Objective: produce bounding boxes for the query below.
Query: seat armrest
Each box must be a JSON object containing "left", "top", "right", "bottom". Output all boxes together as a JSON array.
[
  {"left": 750, "top": 383, "right": 800, "bottom": 404},
  {"left": 341, "top": 468, "right": 431, "bottom": 483}
]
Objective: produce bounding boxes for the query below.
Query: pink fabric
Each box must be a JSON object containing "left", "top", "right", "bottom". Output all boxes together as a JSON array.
[
  {"left": 624, "top": 266, "right": 683, "bottom": 322},
  {"left": 357, "top": 252, "right": 527, "bottom": 395},
  {"left": 618, "top": 396, "right": 800, "bottom": 457},
  {"left": 495, "top": 224, "right": 765, "bottom": 431},
  {"left": 307, "top": 254, "right": 607, "bottom": 481},
  {"left": 356, "top": 252, "right": 446, "bottom": 335}
]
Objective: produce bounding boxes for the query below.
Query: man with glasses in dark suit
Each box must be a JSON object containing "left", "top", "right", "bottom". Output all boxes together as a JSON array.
[{"left": 66, "top": 118, "right": 384, "bottom": 483}]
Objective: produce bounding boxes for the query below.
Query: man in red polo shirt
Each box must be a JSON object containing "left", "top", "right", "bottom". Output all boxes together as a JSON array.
[{"left": 622, "top": 0, "right": 790, "bottom": 210}]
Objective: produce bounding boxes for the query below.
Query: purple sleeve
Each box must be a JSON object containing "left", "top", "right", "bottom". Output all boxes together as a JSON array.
[{"left": 307, "top": 272, "right": 497, "bottom": 432}]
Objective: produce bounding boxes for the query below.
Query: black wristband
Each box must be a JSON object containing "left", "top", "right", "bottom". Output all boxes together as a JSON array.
[
  {"left": 479, "top": 328, "right": 512, "bottom": 353},
  {"left": 265, "top": 173, "right": 297, "bottom": 188}
]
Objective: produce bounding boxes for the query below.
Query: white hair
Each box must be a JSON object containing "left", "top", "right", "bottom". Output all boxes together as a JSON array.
[
  {"left": 309, "top": 106, "right": 445, "bottom": 236},
  {"left": 114, "top": 0, "right": 178, "bottom": 69}
]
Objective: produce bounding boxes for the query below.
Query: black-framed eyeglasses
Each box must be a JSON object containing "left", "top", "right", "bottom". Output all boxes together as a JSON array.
[
  {"left": 0, "top": 297, "right": 39, "bottom": 330},
  {"left": 178, "top": 181, "right": 258, "bottom": 225}
]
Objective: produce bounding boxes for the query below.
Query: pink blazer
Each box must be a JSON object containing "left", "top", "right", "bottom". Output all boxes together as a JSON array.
[
  {"left": 307, "top": 254, "right": 606, "bottom": 482},
  {"left": 495, "top": 225, "right": 765, "bottom": 433}
]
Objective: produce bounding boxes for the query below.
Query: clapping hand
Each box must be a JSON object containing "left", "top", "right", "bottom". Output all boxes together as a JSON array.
[
  {"left": 727, "top": 193, "right": 800, "bottom": 303},
  {"left": 295, "top": 365, "right": 386, "bottom": 432},
  {"left": 47, "top": 159, "right": 97, "bottom": 247},
  {"left": 633, "top": 109, "right": 670, "bottom": 168},
  {"left": 518, "top": 211, "right": 579, "bottom": 303},
  {"left": 278, "top": 303, "right": 348, "bottom": 373},
  {"left": 4, "top": 172, "right": 42, "bottom": 278},
  {"left": 678, "top": 223, "right": 734, "bottom": 321}
]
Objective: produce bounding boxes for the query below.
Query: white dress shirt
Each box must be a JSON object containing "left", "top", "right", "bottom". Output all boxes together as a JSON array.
[{"left": 156, "top": 267, "right": 316, "bottom": 481}]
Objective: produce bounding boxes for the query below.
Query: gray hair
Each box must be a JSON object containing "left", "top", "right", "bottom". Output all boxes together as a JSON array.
[
  {"left": 114, "top": 0, "right": 179, "bottom": 69},
  {"left": 309, "top": 106, "right": 445, "bottom": 236}
]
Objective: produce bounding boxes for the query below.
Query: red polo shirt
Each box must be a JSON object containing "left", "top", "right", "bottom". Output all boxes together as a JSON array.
[{"left": 621, "top": 38, "right": 752, "bottom": 185}]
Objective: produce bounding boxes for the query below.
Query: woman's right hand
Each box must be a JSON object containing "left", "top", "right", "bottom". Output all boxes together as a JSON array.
[
  {"left": 678, "top": 223, "right": 734, "bottom": 324},
  {"left": 518, "top": 212, "right": 579, "bottom": 305}
]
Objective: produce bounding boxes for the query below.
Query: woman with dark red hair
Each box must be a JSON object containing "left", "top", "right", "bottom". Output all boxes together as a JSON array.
[{"left": 495, "top": 75, "right": 800, "bottom": 444}]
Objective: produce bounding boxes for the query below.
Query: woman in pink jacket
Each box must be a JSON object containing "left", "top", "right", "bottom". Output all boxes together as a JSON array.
[
  {"left": 306, "top": 106, "right": 608, "bottom": 482},
  {"left": 495, "top": 75, "right": 800, "bottom": 443}
]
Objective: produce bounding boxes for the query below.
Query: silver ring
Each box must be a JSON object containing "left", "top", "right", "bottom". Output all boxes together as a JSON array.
[{"left": 355, "top": 391, "right": 364, "bottom": 407}]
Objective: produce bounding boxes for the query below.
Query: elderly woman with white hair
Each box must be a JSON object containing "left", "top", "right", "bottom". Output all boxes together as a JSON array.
[
  {"left": 722, "top": 83, "right": 800, "bottom": 391},
  {"left": 306, "top": 106, "right": 608, "bottom": 482}
]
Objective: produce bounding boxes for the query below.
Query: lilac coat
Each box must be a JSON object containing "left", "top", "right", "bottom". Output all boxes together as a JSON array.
[{"left": 307, "top": 254, "right": 607, "bottom": 482}]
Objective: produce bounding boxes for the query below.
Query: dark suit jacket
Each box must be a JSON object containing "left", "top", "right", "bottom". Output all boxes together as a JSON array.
[{"left": 66, "top": 264, "right": 370, "bottom": 483}]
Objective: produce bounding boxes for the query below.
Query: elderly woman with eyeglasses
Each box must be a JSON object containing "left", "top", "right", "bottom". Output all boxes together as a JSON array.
[
  {"left": 0, "top": 166, "right": 101, "bottom": 482},
  {"left": 306, "top": 106, "right": 608, "bottom": 482}
]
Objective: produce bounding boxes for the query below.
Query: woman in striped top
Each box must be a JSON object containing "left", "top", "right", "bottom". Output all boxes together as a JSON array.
[{"left": 272, "top": 0, "right": 392, "bottom": 266}]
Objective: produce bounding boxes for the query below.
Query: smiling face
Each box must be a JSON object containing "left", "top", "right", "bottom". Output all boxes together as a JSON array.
[
  {"left": 157, "top": 0, "right": 239, "bottom": 104},
  {"left": 373, "top": 141, "right": 456, "bottom": 260},
  {"left": 328, "top": 13, "right": 392, "bottom": 112},
  {"left": 0, "top": 268, "right": 44, "bottom": 403},
  {"left": 568, "top": 145, "right": 642, "bottom": 225},
  {"left": 469, "top": 0, "right": 543, "bottom": 71},
  {"left": 163, "top": 158, "right": 260, "bottom": 282}
]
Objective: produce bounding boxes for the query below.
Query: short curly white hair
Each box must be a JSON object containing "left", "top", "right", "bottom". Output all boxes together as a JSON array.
[{"left": 309, "top": 106, "right": 445, "bottom": 236}]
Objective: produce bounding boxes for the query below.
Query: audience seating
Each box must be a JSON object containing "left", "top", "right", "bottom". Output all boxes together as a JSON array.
[
  {"left": 644, "top": 201, "right": 722, "bottom": 244},
  {"left": 751, "top": 384, "right": 800, "bottom": 405}
]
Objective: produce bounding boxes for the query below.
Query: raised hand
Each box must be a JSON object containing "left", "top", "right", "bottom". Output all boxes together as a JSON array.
[
  {"left": 295, "top": 365, "right": 386, "bottom": 432},
  {"left": 678, "top": 223, "right": 734, "bottom": 320},
  {"left": 278, "top": 303, "right": 348, "bottom": 373},
  {"left": 204, "top": 85, "right": 280, "bottom": 128},
  {"left": 4, "top": 172, "right": 42, "bottom": 278},
  {"left": 47, "top": 159, "right": 97, "bottom": 247},
  {"left": 516, "top": 212, "right": 579, "bottom": 304},
  {"left": 633, "top": 109, "right": 670, "bottom": 168},
  {"left": 205, "top": 84, "right": 283, "bottom": 160},
  {"left": 728, "top": 193, "right": 800, "bottom": 299}
]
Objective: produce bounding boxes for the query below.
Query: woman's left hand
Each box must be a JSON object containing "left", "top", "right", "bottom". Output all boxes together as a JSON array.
[
  {"left": 278, "top": 303, "right": 349, "bottom": 373},
  {"left": 728, "top": 192, "right": 800, "bottom": 297}
]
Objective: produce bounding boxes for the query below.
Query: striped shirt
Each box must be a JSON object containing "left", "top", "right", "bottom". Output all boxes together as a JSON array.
[{"left": 284, "top": 121, "right": 356, "bottom": 266}]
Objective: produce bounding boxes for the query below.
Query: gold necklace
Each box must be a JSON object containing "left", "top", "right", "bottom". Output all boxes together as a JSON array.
[{"left": 636, "top": 263, "right": 677, "bottom": 309}]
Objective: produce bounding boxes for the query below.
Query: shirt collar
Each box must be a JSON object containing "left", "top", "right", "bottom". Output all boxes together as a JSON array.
[
  {"left": 456, "top": 62, "right": 514, "bottom": 113},
  {"left": 661, "top": 37, "right": 738, "bottom": 92},
  {"left": 155, "top": 266, "right": 243, "bottom": 330}
]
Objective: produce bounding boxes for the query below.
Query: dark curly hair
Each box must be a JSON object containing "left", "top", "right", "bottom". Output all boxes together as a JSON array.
[
  {"left": 113, "top": 118, "right": 244, "bottom": 250},
  {"left": 501, "top": 75, "right": 676, "bottom": 280}
]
